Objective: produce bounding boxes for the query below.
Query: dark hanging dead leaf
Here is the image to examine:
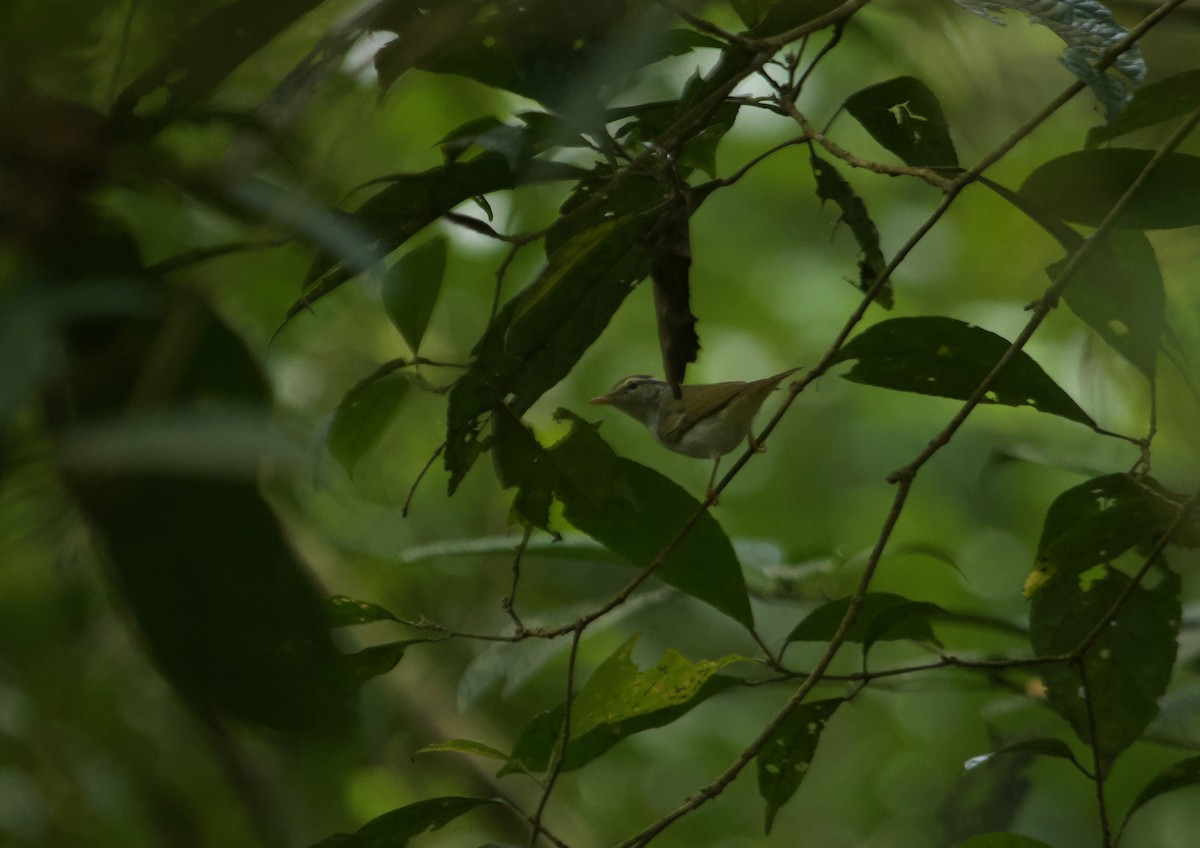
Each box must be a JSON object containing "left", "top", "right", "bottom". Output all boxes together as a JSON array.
[{"left": 649, "top": 189, "right": 699, "bottom": 398}]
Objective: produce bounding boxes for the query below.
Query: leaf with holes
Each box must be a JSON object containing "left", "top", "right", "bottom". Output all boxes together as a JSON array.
[
  {"left": 1030, "top": 564, "right": 1180, "bottom": 771},
  {"left": 505, "top": 635, "right": 748, "bottom": 773},
  {"left": 844, "top": 76, "right": 958, "bottom": 168},
  {"left": 811, "top": 152, "right": 891, "bottom": 308},
  {"left": 1020, "top": 149, "right": 1200, "bottom": 229},
  {"left": 831, "top": 317, "right": 1095, "bottom": 427},
  {"left": 1024, "top": 474, "right": 1177, "bottom": 594},
  {"left": 757, "top": 698, "right": 843, "bottom": 833}
]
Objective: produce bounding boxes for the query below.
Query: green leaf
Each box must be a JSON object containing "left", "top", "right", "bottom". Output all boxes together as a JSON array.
[
  {"left": 1020, "top": 149, "right": 1200, "bottom": 229},
  {"left": 444, "top": 212, "right": 655, "bottom": 492},
  {"left": 843, "top": 76, "right": 959, "bottom": 168},
  {"left": 326, "top": 595, "right": 400, "bottom": 628},
  {"left": 1051, "top": 229, "right": 1165, "bottom": 379},
  {"left": 757, "top": 698, "right": 842, "bottom": 833},
  {"left": 112, "top": 0, "right": 329, "bottom": 129},
  {"left": 342, "top": 639, "right": 429, "bottom": 688},
  {"left": 307, "top": 796, "right": 502, "bottom": 848},
  {"left": 491, "top": 405, "right": 558, "bottom": 531},
  {"left": 954, "top": 835, "right": 1056, "bottom": 848},
  {"left": 830, "top": 317, "right": 1096, "bottom": 427},
  {"left": 1025, "top": 474, "right": 1178, "bottom": 592},
  {"left": 810, "top": 153, "right": 892, "bottom": 309},
  {"left": 327, "top": 368, "right": 411, "bottom": 479},
  {"left": 964, "top": 738, "right": 1083, "bottom": 771},
  {"left": 437, "top": 117, "right": 531, "bottom": 168},
  {"left": 287, "top": 154, "right": 584, "bottom": 323},
  {"left": 1087, "top": 69, "right": 1200, "bottom": 148},
  {"left": 785, "top": 592, "right": 943, "bottom": 648},
  {"left": 1030, "top": 565, "right": 1181, "bottom": 771},
  {"left": 548, "top": 411, "right": 755, "bottom": 629},
  {"left": 1122, "top": 754, "right": 1200, "bottom": 831},
  {"left": 746, "top": 0, "right": 849, "bottom": 37},
  {"left": 382, "top": 238, "right": 447, "bottom": 353},
  {"left": 505, "top": 635, "right": 747, "bottom": 773},
  {"left": 612, "top": 99, "right": 741, "bottom": 178},
  {"left": 416, "top": 739, "right": 513, "bottom": 762}
]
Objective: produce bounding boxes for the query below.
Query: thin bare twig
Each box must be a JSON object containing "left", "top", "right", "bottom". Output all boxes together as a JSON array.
[
  {"left": 1077, "top": 662, "right": 1113, "bottom": 847},
  {"left": 401, "top": 441, "right": 446, "bottom": 518},
  {"left": 528, "top": 626, "right": 584, "bottom": 846},
  {"left": 503, "top": 525, "right": 533, "bottom": 634}
]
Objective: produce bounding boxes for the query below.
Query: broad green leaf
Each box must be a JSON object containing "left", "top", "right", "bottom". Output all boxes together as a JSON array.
[
  {"left": 307, "top": 796, "right": 502, "bottom": 848},
  {"left": 1051, "top": 229, "right": 1165, "bottom": 378},
  {"left": 757, "top": 698, "right": 843, "bottom": 833},
  {"left": 955, "top": 835, "right": 1056, "bottom": 848},
  {"left": 1031, "top": 565, "right": 1180, "bottom": 771},
  {"left": 941, "top": 745, "right": 1036, "bottom": 842},
  {"left": 491, "top": 405, "right": 557, "bottom": 531},
  {"left": 810, "top": 153, "right": 892, "bottom": 309},
  {"left": 437, "top": 117, "right": 531, "bottom": 168},
  {"left": 327, "top": 369, "right": 410, "bottom": 479},
  {"left": 416, "top": 739, "right": 513, "bottom": 761},
  {"left": 964, "top": 738, "right": 1082, "bottom": 771},
  {"left": 747, "top": 0, "right": 848, "bottom": 36},
  {"left": 1020, "top": 149, "right": 1200, "bottom": 229},
  {"left": 1024, "top": 474, "right": 1177, "bottom": 593},
  {"left": 287, "top": 154, "right": 584, "bottom": 324},
  {"left": 1087, "top": 70, "right": 1200, "bottom": 148},
  {"left": 444, "top": 213, "right": 655, "bottom": 492},
  {"left": 548, "top": 411, "right": 755, "bottom": 629},
  {"left": 113, "top": 0, "right": 329, "bottom": 129},
  {"left": 51, "top": 275, "right": 352, "bottom": 735},
  {"left": 785, "top": 592, "right": 943, "bottom": 649},
  {"left": 382, "top": 238, "right": 447, "bottom": 353},
  {"left": 831, "top": 317, "right": 1096, "bottom": 427},
  {"left": 326, "top": 595, "right": 399, "bottom": 628},
  {"left": 1122, "top": 754, "right": 1200, "bottom": 830},
  {"left": 505, "top": 636, "right": 747, "bottom": 773},
  {"left": 343, "top": 639, "right": 429, "bottom": 688},
  {"left": 843, "top": 76, "right": 959, "bottom": 168},
  {"left": 612, "top": 99, "right": 741, "bottom": 178}
]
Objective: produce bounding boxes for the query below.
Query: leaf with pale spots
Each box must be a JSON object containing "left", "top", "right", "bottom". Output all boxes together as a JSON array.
[
  {"left": 325, "top": 595, "right": 400, "bottom": 627},
  {"left": 843, "top": 76, "right": 958, "bottom": 168},
  {"left": 757, "top": 698, "right": 843, "bottom": 833},
  {"left": 1030, "top": 564, "right": 1180, "bottom": 771},
  {"left": 504, "top": 635, "right": 750, "bottom": 774},
  {"left": 1025, "top": 474, "right": 1178, "bottom": 593},
  {"left": 831, "top": 317, "right": 1095, "bottom": 427}
]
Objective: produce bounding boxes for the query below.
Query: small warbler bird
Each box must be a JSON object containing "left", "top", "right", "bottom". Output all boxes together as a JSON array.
[{"left": 589, "top": 368, "right": 801, "bottom": 500}]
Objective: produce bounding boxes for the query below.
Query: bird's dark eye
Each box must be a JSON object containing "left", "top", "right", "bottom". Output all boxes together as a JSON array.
[{"left": 625, "top": 380, "right": 641, "bottom": 390}]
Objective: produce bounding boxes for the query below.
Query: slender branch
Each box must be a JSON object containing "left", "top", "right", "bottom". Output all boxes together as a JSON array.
[
  {"left": 529, "top": 627, "right": 584, "bottom": 847},
  {"left": 781, "top": 101, "right": 954, "bottom": 190},
  {"left": 1077, "top": 662, "right": 1113, "bottom": 847},
  {"left": 401, "top": 441, "right": 446, "bottom": 518},
  {"left": 504, "top": 525, "right": 533, "bottom": 634},
  {"left": 700, "top": 134, "right": 811, "bottom": 189}
]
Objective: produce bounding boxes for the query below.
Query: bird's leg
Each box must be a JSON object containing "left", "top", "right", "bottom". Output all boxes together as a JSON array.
[
  {"left": 747, "top": 433, "right": 767, "bottom": 453},
  {"left": 706, "top": 457, "right": 722, "bottom": 505}
]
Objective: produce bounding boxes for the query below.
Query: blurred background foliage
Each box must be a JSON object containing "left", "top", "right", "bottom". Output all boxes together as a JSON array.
[{"left": 0, "top": 1, "right": 1198, "bottom": 847}]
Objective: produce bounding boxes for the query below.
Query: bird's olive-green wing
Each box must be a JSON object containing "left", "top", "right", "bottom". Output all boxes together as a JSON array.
[{"left": 658, "top": 369, "right": 799, "bottom": 444}]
